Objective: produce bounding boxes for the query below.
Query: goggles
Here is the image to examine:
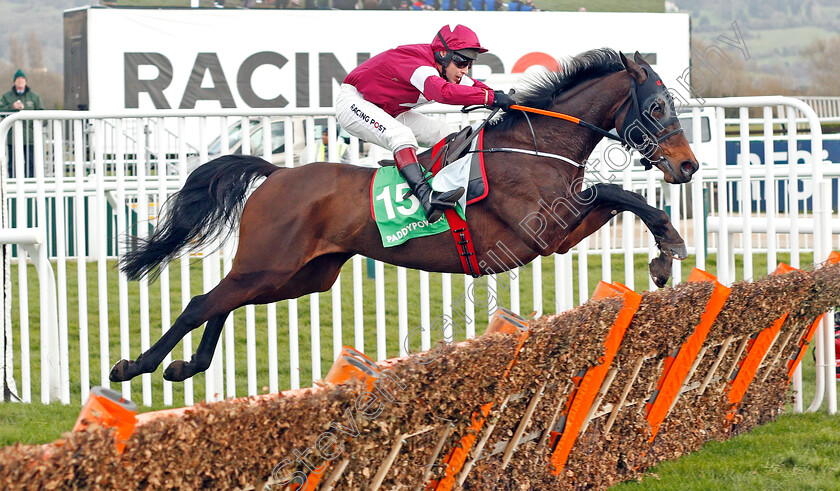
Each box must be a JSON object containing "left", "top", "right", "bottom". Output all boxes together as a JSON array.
[{"left": 451, "top": 52, "right": 474, "bottom": 69}]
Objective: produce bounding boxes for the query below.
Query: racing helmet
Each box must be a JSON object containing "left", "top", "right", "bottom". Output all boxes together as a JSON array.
[{"left": 432, "top": 25, "right": 487, "bottom": 68}]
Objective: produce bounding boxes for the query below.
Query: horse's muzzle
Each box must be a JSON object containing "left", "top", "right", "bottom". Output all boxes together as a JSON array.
[
  {"left": 680, "top": 159, "right": 699, "bottom": 179},
  {"left": 659, "top": 157, "right": 698, "bottom": 184}
]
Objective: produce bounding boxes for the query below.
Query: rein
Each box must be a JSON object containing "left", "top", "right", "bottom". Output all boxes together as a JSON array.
[
  {"left": 474, "top": 147, "right": 584, "bottom": 168},
  {"left": 460, "top": 100, "right": 592, "bottom": 168},
  {"left": 458, "top": 75, "right": 683, "bottom": 170},
  {"left": 509, "top": 104, "right": 626, "bottom": 145},
  {"left": 496, "top": 97, "right": 682, "bottom": 170},
  {"left": 461, "top": 104, "right": 615, "bottom": 168}
]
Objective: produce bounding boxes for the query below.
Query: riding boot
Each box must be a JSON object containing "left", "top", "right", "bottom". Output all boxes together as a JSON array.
[{"left": 394, "top": 146, "right": 464, "bottom": 223}]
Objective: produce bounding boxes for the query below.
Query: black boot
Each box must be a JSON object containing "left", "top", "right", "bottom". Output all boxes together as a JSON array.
[{"left": 395, "top": 147, "right": 464, "bottom": 223}]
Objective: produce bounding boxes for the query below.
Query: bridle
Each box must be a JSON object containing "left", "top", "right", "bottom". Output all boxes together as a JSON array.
[
  {"left": 466, "top": 64, "right": 685, "bottom": 171},
  {"left": 615, "top": 65, "right": 684, "bottom": 170}
]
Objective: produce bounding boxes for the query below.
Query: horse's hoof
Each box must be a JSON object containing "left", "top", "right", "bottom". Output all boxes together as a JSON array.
[
  {"left": 163, "top": 360, "right": 191, "bottom": 382},
  {"left": 661, "top": 242, "right": 688, "bottom": 260},
  {"left": 649, "top": 255, "right": 672, "bottom": 288},
  {"left": 109, "top": 359, "right": 132, "bottom": 383}
]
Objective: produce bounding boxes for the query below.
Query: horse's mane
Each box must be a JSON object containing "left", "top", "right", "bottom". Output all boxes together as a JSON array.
[{"left": 490, "top": 48, "right": 625, "bottom": 132}]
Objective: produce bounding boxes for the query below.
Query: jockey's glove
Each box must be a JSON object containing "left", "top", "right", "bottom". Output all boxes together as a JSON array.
[{"left": 490, "top": 91, "right": 515, "bottom": 111}]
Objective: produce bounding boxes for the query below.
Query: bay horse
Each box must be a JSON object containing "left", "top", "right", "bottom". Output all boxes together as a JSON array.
[{"left": 110, "top": 50, "right": 698, "bottom": 383}]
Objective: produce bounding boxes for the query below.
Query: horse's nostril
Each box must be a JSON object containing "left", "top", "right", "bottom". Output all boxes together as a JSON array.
[{"left": 681, "top": 160, "right": 698, "bottom": 175}]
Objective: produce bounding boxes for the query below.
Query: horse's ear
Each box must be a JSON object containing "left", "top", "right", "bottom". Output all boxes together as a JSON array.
[
  {"left": 621, "top": 51, "right": 646, "bottom": 83},
  {"left": 634, "top": 51, "right": 651, "bottom": 67},
  {"left": 619, "top": 51, "right": 630, "bottom": 68}
]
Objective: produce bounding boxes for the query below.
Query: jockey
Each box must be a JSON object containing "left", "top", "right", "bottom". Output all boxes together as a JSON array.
[{"left": 336, "top": 24, "right": 514, "bottom": 223}]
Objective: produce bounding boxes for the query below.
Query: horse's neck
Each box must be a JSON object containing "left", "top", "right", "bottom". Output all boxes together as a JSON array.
[
  {"left": 480, "top": 71, "right": 629, "bottom": 167},
  {"left": 549, "top": 72, "right": 630, "bottom": 161}
]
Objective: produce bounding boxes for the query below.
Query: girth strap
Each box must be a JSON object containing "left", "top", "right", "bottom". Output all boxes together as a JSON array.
[{"left": 444, "top": 209, "right": 481, "bottom": 278}]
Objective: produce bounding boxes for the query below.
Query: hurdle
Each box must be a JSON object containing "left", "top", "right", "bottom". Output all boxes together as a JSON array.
[{"left": 3, "top": 254, "right": 838, "bottom": 490}]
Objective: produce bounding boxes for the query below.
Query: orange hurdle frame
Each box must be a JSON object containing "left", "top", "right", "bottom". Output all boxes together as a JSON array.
[
  {"left": 786, "top": 251, "right": 840, "bottom": 382},
  {"left": 431, "top": 308, "right": 530, "bottom": 491},
  {"left": 549, "top": 281, "right": 642, "bottom": 475},
  {"left": 645, "top": 269, "right": 731, "bottom": 441},
  {"left": 725, "top": 263, "right": 798, "bottom": 417},
  {"left": 72, "top": 386, "right": 138, "bottom": 454},
  {"left": 296, "top": 346, "right": 381, "bottom": 491}
]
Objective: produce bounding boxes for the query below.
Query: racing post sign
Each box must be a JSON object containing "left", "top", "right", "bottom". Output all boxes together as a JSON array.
[{"left": 64, "top": 8, "right": 691, "bottom": 113}]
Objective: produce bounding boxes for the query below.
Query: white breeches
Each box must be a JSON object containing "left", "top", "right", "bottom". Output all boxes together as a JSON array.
[{"left": 335, "top": 84, "right": 453, "bottom": 153}]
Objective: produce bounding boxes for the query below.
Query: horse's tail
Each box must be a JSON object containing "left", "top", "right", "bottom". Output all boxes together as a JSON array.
[{"left": 120, "top": 155, "right": 281, "bottom": 281}]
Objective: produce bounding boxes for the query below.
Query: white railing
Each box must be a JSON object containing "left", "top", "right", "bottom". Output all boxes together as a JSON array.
[
  {"left": 798, "top": 96, "right": 840, "bottom": 119},
  {"left": 684, "top": 97, "right": 835, "bottom": 414},
  {"left": 0, "top": 98, "right": 836, "bottom": 415}
]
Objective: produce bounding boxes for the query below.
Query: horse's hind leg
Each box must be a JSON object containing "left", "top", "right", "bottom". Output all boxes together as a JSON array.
[
  {"left": 111, "top": 251, "right": 351, "bottom": 383},
  {"left": 163, "top": 314, "right": 228, "bottom": 382},
  {"left": 109, "top": 272, "right": 268, "bottom": 383},
  {"left": 161, "top": 254, "right": 350, "bottom": 381},
  {"left": 109, "top": 292, "right": 216, "bottom": 382}
]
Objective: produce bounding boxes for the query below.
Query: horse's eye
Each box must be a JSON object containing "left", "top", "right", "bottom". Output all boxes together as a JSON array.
[{"left": 650, "top": 101, "right": 663, "bottom": 114}]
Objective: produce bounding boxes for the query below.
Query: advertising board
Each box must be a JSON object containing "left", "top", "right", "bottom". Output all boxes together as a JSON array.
[{"left": 65, "top": 8, "right": 691, "bottom": 112}]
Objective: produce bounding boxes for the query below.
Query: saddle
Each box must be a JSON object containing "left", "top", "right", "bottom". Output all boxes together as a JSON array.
[
  {"left": 371, "top": 126, "right": 489, "bottom": 277},
  {"left": 378, "top": 126, "right": 475, "bottom": 172}
]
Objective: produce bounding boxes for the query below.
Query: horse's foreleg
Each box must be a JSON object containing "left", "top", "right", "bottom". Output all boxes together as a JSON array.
[
  {"left": 613, "top": 186, "right": 687, "bottom": 260},
  {"left": 552, "top": 184, "right": 686, "bottom": 287},
  {"left": 109, "top": 293, "right": 213, "bottom": 382},
  {"left": 560, "top": 184, "right": 687, "bottom": 259},
  {"left": 555, "top": 207, "right": 617, "bottom": 255},
  {"left": 163, "top": 314, "right": 228, "bottom": 382},
  {"left": 556, "top": 206, "right": 674, "bottom": 288},
  {"left": 648, "top": 252, "right": 674, "bottom": 288}
]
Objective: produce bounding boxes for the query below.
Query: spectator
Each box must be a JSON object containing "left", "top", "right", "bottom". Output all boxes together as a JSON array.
[
  {"left": 441, "top": 0, "right": 468, "bottom": 9},
  {"left": 302, "top": 129, "right": 351, "bottom": 164},
  {"left": 508, "top": 0, "right": 533, "bottom": 10},
  {"left": 0, "top": 69, "right": 43, "bottom": 178}
]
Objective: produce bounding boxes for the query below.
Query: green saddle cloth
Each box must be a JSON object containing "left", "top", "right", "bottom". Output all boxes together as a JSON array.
[{"left": 370, "top": 167, "right": 465, "bottom": 247}]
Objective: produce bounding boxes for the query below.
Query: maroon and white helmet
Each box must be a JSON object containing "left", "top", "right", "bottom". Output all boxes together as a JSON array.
[{"left": 432, "top": 24, "right": 488, "bottom": 65}]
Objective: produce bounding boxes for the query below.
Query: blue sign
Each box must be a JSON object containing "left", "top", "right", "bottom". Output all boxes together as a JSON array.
[{"left": 724, "top": 139, "right": 839, "bottom": 213}]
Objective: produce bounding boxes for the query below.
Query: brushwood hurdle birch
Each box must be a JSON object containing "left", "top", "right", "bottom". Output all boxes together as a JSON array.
[
  {"left": 0, "top": 255, "right": 838, "bottom": 489},
  {"left": 0, "top": 97, "right": 837, "bottom": 417}
]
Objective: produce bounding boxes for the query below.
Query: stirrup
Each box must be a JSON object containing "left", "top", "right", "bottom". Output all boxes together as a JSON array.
[{"left": 431, "top": 187, "right": 465, "bottom": 209}]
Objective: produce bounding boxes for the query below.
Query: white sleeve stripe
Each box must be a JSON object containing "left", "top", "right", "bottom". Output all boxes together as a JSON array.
[
  {"left": 460, "top": 75, "right": 476, "bottom": 86},
  {"left": 410, "top": 66, "right": 440, "bottom": 93}
]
